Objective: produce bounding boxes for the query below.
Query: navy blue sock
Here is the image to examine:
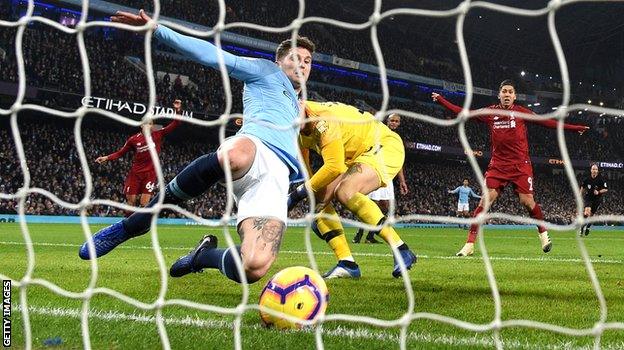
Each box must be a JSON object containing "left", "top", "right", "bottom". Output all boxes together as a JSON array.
[
  {"left": 195, "top": 246, "right": 242, "bottom": 283},
  {"left": 123, "top": 152, "right": 224, "bottom": 236}
]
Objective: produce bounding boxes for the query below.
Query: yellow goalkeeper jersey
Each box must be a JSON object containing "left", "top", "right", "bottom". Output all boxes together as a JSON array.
[{"left": 300, "top": 101, "right": 398, "bottom": 192}]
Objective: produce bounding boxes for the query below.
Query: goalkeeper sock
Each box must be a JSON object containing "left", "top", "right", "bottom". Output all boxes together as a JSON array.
[
  {"left": 123, "top": 153, "right": 224, "bottom": 235},
  {"left": 326, "top": 232, "right": 355, "bottom": 262},
  {"left": 345, "top": 193, "right": 403, "bottom": 249},
  {"left": 195, "top": 246, "right": 242, "bottom": 283},
  {"left": 316, "top": 206, "right": 354, "bottom": 262},
  {"left": 528, "top": 203, "right": 547, "bottom": 234},
  {"left": 466, "top": 206, "right": 484, "bottom": 243}
]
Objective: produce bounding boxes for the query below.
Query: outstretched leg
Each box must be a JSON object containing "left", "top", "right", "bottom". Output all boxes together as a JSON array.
[
  {"left": 458, "top": 188, "right": 499, "bottom": 257},
  {"left": 518, "top": 193, "right": 551, "bottom": 253},
  {"left": 171, "top": 217, "right": 286, "bottom": 283},
  {"left": 170, "top": 136, "right": 291, "bottom": 283},
  {"left": 79, "top": 137, "right": 255, "bottom": 260},
  {"left": 334, "top": 163, "right": 416, "bottom": 278}
]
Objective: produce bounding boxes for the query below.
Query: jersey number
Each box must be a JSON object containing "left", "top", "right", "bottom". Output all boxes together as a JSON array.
[{"left": 527, "top": 177, "right": 533, "bottom": 191}]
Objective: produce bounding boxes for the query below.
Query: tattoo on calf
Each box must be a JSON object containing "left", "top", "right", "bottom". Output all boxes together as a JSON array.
[{"left": 253, "top": 218, "right": 285, "bottom": 254}]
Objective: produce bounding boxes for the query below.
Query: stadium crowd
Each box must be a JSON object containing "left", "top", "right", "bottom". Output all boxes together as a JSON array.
[
  {"left": 1, "top": 119, "right": 622, "bottom": 225},
  {"left": 1, "top": 14, "right": 622, "bottom": 163},
  {"left": 2, "top": 1, "right": 622, "bottom": 107}
]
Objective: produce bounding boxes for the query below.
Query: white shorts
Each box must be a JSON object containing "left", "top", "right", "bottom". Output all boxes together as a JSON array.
[
  {"left": 222, "top": 135, "right": 290, "bottom": 225},
  {"left": 457, "top": 202, "right": 469, "bottom": 212},
  {"left": 368, "top": 180, "right": 395, "bottom": 201}
]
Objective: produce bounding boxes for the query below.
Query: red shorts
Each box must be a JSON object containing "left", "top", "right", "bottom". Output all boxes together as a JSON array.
[
  {"left": 485, "top": 162, "right": 534, "bottom": 194},
  {"left": 124, "top": 170, "right": 157, "bottom": 195}
]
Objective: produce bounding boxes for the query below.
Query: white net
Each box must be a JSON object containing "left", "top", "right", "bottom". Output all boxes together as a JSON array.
[{"left": 1, "top": 0, "right": 623, "bottom": 349}]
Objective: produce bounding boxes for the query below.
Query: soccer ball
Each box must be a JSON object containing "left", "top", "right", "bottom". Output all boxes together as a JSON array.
[{"left": 259, "top": 266, "right": 329, "bottom": 329}]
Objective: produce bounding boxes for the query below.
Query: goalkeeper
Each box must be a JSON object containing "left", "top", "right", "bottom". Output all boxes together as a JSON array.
[{"left": 289, "top": 101, "right": 417, "bottom": 279}]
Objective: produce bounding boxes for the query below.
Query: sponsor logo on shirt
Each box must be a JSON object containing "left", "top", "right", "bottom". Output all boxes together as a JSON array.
[
  {"left": 315, "top": 120, "right": 328, "bottom": 134},
  {"left": 137, "top": 141, "right": 155, "bottom": 152},
  {"left": 493, "top": 115, "right": 516, "bottom": 130}
]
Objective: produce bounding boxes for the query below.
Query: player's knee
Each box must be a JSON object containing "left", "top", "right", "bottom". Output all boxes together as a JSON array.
[
  {"left": 333, "top": 185, "right": 355, "bottom": 205},
  {"left": 225, "top": 147, "right": 253, "bottom": 172},
  {"left": 518, "top": 194, "right": 534, "bottom": 208},
  {"left": 219, "top": 139, "right": 255, "bottom": 174},
  {"left": 242, "top": 256, "right": 273, "bottom": 283}
]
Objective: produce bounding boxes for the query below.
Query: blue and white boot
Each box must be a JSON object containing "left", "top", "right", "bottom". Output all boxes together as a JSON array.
[{"left": 79, "top": 221, "right": 131, "bottom": 260}]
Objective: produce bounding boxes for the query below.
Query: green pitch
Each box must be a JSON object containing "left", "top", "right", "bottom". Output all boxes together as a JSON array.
[{"left": 1, "top": 223, "right": 623, "bottom": 349}]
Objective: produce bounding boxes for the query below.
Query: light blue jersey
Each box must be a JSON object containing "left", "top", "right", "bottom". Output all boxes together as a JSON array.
[
  {"left": 154, "top": 26, "right": 301, "bottom": 180},
  {"left": 450, "top": 186, "right": 480, "bottom": 204}
]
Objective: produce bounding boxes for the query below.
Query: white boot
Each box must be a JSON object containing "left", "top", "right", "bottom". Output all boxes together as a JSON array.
[
  {"left": 456, "top": 242, "right": 474, "bottom": 257},
  {"left": 539, "top": 231, "right": 552, "bottom": 253}
]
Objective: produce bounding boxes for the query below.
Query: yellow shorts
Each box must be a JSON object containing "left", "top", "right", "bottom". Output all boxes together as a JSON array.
[{"left": 349, "top": 130, "right": 405, "bottom": 187}]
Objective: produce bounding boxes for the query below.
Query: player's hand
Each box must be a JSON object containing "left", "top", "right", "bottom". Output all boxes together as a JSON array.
[
  {"left": 95, "top": 156, "right": 108, "bottom": 164},
  {"left": 173, "top": 99, "right": 182, "bottom": 113},
  {"left": 594, "top": 189, "right": 599, "bottom": 195},
  {"left": 400, "top": 181, "right": 409, "bottom": 195},
  {"left": 111, "top": 9, "right": 153, "bottom": 27},
  {"left": 287, "top": 184, "right": 308, "bottom": 211},
  {"left": 578, "top": 126, "right": 589, "bottom": 135},
  {"left": 431, "top": 92, "right": 440, "bottom": 102},
  {"left": 314, "top": 202, "right": 327, "bottom": 213}
]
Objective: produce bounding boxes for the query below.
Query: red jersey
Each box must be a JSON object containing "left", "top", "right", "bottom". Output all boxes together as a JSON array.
[
  {"left": 436, "top": 96, "right": 587, "bottom": 166},
  {"left": 107, "top": 119, "right": 181, "bottom": 173}
]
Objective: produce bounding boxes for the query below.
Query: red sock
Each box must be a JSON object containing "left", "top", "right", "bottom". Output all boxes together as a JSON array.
[
  {"left": 529, "top": 203, "right": 547, "bottom": 233},
  {"left": 466, "top": 206, "right": 483, "bottom": 243}
]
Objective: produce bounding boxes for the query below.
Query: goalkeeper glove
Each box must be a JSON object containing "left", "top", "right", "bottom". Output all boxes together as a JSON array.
[{"left": 287, "top": 184, "right": 308, "bottom": 211}]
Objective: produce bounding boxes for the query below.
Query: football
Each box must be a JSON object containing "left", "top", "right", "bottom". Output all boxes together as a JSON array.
[{"left": 259, "top": 266, "right": 329, "bottom": 329}]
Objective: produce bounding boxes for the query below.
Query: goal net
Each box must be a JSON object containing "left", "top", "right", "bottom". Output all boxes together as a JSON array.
[{"left": 1, "top": 0, "right": 623, "bottom": 349}]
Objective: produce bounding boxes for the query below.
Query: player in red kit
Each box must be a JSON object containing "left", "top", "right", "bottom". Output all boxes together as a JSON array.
[
  {"left": 432, "top": 80, "right": 588, "bottom": 256},
  {"left": 95, "top": 100, "right": 183, "bottom": 209}
]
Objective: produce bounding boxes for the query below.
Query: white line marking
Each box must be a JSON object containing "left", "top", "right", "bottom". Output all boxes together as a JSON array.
[
  {"left": 14, "top": 305, "right": 622, "bottom": 350},
  {"left": 0, "top": 241, "right": 621, "bottom": 264}
]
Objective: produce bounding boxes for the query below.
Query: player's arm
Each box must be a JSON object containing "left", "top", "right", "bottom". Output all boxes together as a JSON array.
[
  {"left": 448, "top": 186, "right": 460, "bottom": 194},
  {"left": 308, "top": 139, "right": 347, "bottom": 193},
  {"left": 597, "top": 181, "right": 608, "bottom": 195},
  {"left": 397, "top": 167, "right": 409, "bottom": 195},
  {"left": 158, "top": 99, "right": 183, "bottom": 136},
  {"left": 300, "top": 147, "right": 314, "bottom": 179},
  {"left": 431, "top": 93, "right": 487, "bottom": 122},
  {"left": 99, "top": 138, "right": 132, "bottom": 163},
  {"left": 517, "top": 106, "right": 589, "bottom": 134},
  {"left": 288, "top": 121, "right": 347, "bottom": 210},
  {"left": 111, "top": 11, "right": 270, "bottom": 81},
  {"left": 287, "top": 147, "right": 316, "bottom": 211},
  {"left": 469, "top": 188, "right": 481, "bottom": 199}
]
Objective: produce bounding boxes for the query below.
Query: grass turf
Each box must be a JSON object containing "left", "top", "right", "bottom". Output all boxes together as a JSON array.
[{"left": 1, "top": 223, "right": 623, "bottom": 349}]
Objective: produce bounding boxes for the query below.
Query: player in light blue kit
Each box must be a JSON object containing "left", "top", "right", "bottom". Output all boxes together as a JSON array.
[
  {"left": 448, "top": 179, "right": 481, "bottom": 229},
  {"left": 79, "top": 10, "right": 316, "bottom": 284}
]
